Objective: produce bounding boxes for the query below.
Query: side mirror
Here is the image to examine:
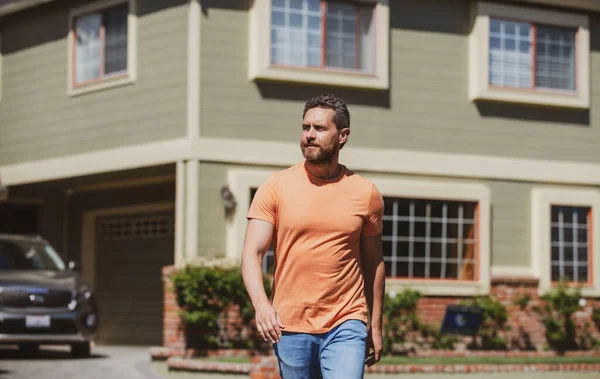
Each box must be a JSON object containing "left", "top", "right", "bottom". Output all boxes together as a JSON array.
[{"left": 67, "top": 260, "right": 80, "bottom": 271}]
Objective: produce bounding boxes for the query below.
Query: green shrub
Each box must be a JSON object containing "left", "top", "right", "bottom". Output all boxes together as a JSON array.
[
  {"left": 462, "top": 295, "right": 510, "bottom": 350},
  {"left": 170, "top": 263, "right": 272, "bottom": 351},
  {"left": 532, "top": 282, "right": 587, "bottom": 352},
  {"left": 382, "top": 288, "right": 422, "bottom": 354}
]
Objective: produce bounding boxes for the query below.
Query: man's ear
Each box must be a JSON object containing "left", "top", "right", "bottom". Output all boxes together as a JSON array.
[{"left": 339, "top": 128, "right": 350, "bottom": 146}]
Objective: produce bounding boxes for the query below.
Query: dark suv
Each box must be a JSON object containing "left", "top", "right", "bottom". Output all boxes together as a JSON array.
[{"left": 0, "top": 234, "right": 98, "bottom": 357}]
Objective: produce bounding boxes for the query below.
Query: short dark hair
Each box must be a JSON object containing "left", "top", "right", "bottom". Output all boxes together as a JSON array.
[{"left": 302, "top": 94, "right": 350, "bottom": 131}]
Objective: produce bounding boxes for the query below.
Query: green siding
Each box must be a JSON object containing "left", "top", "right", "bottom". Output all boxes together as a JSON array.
[
  {"left": 200, "top": 0, "right": 600, "bottom": 163},
  {"left": 198, "top": 162, "right": 228, "bottom": 259},
  {"left": 197, "top": 162, "right": 560, "bottom": 269},
  {"left": 0, "top": 0, "right": 188, "bottom": 165}
]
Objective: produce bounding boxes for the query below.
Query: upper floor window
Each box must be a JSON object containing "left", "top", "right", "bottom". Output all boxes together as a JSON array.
[
  {"left": 68, "top": 0, "right": 137, "bottom": 96},
  {"left": 383, "top": 197, "right": 479, "bottom": 281},
  {"left": 249, "top": 0, "right": 390, "bottom": 90},
  {"left": 489, "top": 20, "right": 576, "bottom": 92},
  {"left": 469, "top": 2, "right": 589, "bottom": 109},
  {"left": 73, "top": 4, "right": 128, "bottom": 85},
  {"left": 271, "top": 0, "right": 374, "bottom": 73}
]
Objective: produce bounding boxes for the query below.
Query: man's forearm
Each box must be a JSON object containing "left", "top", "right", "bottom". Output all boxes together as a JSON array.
[
  {"left": 241, "top": 251, "right": 270, "bottom": 308},
  {"left": 369, "top": 260, "right": 386, "bottom": 331}
]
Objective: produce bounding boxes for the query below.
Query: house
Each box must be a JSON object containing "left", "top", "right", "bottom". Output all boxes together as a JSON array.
[{"left": 1, "top": 0, "right": 599, "bottom": 348}]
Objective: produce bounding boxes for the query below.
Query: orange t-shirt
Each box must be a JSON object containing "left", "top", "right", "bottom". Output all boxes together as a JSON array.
[{"left": 247, "top": 161, "right": 384, "bottom": 334}]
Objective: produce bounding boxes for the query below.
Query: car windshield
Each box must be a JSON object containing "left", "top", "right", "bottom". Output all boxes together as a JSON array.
[{"left": 0, "top": 239, "right": 66, "bottom": 271}]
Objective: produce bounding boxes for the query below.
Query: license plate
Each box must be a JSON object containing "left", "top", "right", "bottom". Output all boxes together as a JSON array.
[{"left": 25, "top": 315, "right": 50, "bottom": 328}]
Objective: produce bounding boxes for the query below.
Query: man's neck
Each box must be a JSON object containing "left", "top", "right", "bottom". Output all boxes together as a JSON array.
[{"left": 305, "top": 160, "right": 342, "bottom": 180}]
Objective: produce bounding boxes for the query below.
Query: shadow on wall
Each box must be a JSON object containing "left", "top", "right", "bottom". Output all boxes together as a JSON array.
[
  {"left": 199, "top": 0, "right": 253, "bottom": 14},
  {"left": 475, "top": 102, "right": 590, "bottom": 127},
  {"left": 390, "top": 0, "right": 471, "bottom": 35}
]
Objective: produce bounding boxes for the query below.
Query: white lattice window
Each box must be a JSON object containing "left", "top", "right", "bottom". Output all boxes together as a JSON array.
[
  {"left": 249, "top": 0, "right": 389, "bottom": 89},
  {"left": 550, "top": 205, "right": 591, "bottom": 283},
  {"left": 469, "top": 2, "right": 589, "bottom": 108},
  {"left": 532, "top": 188, "right": 600, "bottom": 296},
  {"left": 98, "top": 216, "right": 175, "bottom": 240},
  {"left": 370, "top": 177, "right": 491, "bottom": 296},
  {"left": 68, "top": 0, "right": 137, "bottom": 96},
  {"left": 383, "top": 198, "right": 479, "bottom": 282}
]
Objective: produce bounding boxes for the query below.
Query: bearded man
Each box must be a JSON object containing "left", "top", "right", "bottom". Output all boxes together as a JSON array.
[{"left": 240, "top": 94, "right": 386, "bottom": 379}]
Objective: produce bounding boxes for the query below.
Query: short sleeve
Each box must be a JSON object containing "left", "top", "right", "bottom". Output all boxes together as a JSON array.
[
  {"left": 362, "top": 184, "right": 384, "bottom": 236},
  {"left": 247, "top": 177, "right": 278, "bottom": 225}
]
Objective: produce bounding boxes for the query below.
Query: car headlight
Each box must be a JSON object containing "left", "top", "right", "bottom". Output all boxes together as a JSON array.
[{"left": 69, "top": 285, "right": 94, "bottom": 310}]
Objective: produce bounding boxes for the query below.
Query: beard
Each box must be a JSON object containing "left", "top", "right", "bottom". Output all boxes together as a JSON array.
[{"left": 301, "top": 140, "right": 338, "bottom": 164}]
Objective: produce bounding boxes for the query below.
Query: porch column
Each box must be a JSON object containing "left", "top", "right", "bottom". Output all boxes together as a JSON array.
[
  {"left": 174, "top": 160, "right": 186, "bottom": 267},
  {"left": 184, "top": 159, "right": 200, "bottom": 261}
]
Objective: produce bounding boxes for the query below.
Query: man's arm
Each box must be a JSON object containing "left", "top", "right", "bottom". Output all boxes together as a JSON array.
[
  {"left": 240, "top": 218, "right": 284, "bottom": 344},
  {"left": 361, "top": 233, "right": 385, "bottom": 365}
]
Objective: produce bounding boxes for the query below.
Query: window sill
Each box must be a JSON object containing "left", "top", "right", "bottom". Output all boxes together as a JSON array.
[
  {"left": 250, "top": 64, "right": 389, "bottom": 90},
  {"left": 470, "top": 86, "right": 590, "bottom": 109},
  {"left": 68, "top": 75, "right": 135, "bottom": 97},
  {"left": 386, "top": 278, "right": 490, "bottom": 297}
]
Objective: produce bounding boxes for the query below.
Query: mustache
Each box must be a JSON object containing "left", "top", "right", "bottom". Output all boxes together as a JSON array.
[{"left": 303, "top": 143, "right": 320, "bottom": 148}]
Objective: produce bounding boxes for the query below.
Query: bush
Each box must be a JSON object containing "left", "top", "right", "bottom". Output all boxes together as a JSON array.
[
  {"left": 532, "top": 282, "right": 592, "bottom": 352},
  {"left": 462, "top": 295, "right": 510, "bottom": 350},
  {"left": 170, "top": 263, "right": 272, "bottom": 351},
  {"left": 382, "top": 288, "right": 456, "bottom": 354}
]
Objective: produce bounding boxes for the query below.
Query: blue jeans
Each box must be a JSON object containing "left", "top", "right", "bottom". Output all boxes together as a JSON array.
[{"left": 273, "top": 319, "right": 368, "bottom": 379}]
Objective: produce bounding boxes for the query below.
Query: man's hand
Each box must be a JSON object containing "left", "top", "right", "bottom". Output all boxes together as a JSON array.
[
  {"left": 254, "top": 300, "right": 285, "bottom": 344},
  {"left": 365, "top": 327, "right": 383, "bottom": 367}
]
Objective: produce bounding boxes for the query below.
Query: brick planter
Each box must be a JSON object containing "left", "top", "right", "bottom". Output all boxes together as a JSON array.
[
  {"left": 246, "top": 356, "right": 600, "bottom": 379},
  {"left": 162, "top": 266, "right": 600, "bottom": 355}
]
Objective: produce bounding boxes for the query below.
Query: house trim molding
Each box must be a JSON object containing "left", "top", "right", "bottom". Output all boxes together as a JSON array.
[{"left": 4, "top": 137, "right": 600, "bottom": 187}]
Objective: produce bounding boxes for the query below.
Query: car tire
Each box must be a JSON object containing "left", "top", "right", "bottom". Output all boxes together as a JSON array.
[
  {"left": 70, "top": 342, "right": 91, "bottom": 358},
  {"left": 18, "top": 344, "right": 39, "bottom": 357}
]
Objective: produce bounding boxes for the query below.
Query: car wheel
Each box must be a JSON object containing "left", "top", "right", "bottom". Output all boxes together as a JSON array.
[
  {"left": 70, "top": 342, "right": 91, "bottom": 358},
  {"left": 18, "top": 344, "right": 39, "bottom": 357}
]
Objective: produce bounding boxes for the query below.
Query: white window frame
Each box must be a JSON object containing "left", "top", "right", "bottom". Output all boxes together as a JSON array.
[
  {"left": 227, "top": 168, "right": 492, "bottom": 296},
  {"left": 67, "top": 0, "right": 137, "bottom": 97},
  {"left": 226, "top": 168, "right": 276, "bottom": 263},
  {"left": 531, "top": 187, "right": 600, "bottom": 297},
  {"left": 248, "top": 0, "right": 389, "bottom": 90},
  {"left": 369, "top": 176, "right": 491, "bottom": 296},
  {"left": 468, "top": 1, "right": 590, "bottom": 109}
]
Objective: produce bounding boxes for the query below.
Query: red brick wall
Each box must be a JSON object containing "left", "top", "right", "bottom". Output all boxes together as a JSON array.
[
  {"left": 162, "top": 266, "right": 599, "bottom": 353},
  {"left": 162, "top": 266, "right": 186, "bottom": 350}
]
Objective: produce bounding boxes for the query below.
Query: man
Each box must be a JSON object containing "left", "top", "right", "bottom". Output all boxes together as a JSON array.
[{"left": 240, "top": 94, "right": 386, "bottom": 379}]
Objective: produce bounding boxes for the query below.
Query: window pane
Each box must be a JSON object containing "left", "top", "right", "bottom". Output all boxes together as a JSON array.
[
  {"left": 535, "top": 26, "right": 576, "bottom": 91},
  {"left": 489, "top": 19, "right": 532, "bottom": 89},
  {"left": 325, "top": 1, "right": 358, "bottom": 70},
  {"left": 381, "top": 197, "right": 478, "bottom": 280},
  {"left": 271, "top": 0, "right": 322, "bottom": 67},
  {"left": 550, "top": 205, "right": 590, "bottom": 283},
  {"left": 104, "top": 6, "right": 128, "bottom": 75},
  {"left": 75, "top": 13, "right": 101, "bottom": 83}
]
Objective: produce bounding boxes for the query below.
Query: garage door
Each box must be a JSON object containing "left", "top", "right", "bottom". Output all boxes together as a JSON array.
[{"left": 95, "top": 211, "right": 175, "bottom": 345}]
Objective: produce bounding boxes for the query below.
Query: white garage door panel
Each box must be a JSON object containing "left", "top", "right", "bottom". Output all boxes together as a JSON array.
[{"left": 95, "top": 211, "right": 174, "bottom": 345}]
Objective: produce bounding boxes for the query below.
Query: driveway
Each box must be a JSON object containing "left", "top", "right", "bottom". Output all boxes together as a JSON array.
[{"left": 0, "top": 344, "right": 597, "bottom": 379}]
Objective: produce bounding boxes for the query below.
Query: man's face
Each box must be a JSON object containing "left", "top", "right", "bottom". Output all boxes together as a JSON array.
[{"left": 300, "top": 107, "right": 348, "bottom": 164}]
